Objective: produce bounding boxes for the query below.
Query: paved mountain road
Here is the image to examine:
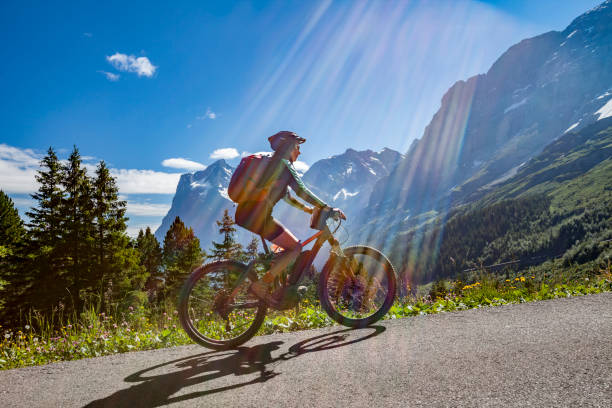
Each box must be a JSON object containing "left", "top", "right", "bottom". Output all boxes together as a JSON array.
[{"left": 1, "top": 292, "right": 611, "bottom": 407}]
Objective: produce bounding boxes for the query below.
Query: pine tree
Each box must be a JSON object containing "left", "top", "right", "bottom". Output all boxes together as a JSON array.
[
  {"left": 0, "top": 191, "right": 26, "bottom": 319},
  {"left": 21, "top": 147, "right": 68, "bottom": 315},
  {"left": 210, "top": 209, "right": 243, "bottom": 261},
  {"left": 59, "top": 146, "right": 95, "bottom": 311},
  {"left": 91, "top": 161, "right": 145, "bottom": 307},
  {"left": 162, "top": 216, "right": 204, "bottom": 299},
  {"left": 246, "top": 236, "right": 260, "bottom": 261},
  {"left": 136, "top": 227, "right": 163, "bottom": 299}
]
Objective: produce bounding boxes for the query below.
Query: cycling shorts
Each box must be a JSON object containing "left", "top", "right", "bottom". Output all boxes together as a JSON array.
[{"left": 235, "top": 201, "right": 285, "bottom": 241}]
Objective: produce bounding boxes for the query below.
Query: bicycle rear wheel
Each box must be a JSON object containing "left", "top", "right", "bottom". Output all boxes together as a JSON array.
[
  {"left": 178, "top": 260, "right": 266, "bottom": 350},
  {"left": 319, "top": 246, "right": 396, "bottom": 328}
]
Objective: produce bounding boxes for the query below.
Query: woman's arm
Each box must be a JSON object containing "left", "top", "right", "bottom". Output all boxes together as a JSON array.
[{"left": 281, "top": 159, "right": 327, "bottom": 208}]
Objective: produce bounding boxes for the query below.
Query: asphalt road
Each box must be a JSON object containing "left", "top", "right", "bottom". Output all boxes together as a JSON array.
[{"left": 1, "top": 292, "right": 611, "bottom": 407}]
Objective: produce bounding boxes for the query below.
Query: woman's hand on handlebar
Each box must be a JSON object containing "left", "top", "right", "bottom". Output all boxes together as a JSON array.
[{"left": 304, "top": 206, "right": 314, "bottom": 214}]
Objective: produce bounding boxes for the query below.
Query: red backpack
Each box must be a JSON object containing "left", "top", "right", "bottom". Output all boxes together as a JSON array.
[{"left": 228, "top": 154, "right": 273, "bottom": 203}]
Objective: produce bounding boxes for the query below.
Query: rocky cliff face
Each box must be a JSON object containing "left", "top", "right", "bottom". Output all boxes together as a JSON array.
[{"left": 363, "top": 0, "right": 612, "bottom": 241}]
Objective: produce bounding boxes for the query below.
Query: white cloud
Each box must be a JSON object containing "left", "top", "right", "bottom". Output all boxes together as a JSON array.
[
  {"left": 83, "top": 32, "right": 93, "bottom": 38},
  {"left": 110, "top": 169, "right": 181, "bottom": 194},
  {"left": 0, "top": 144, "right": 40, "bottom": 194},
  {"left": 161, "top": 158, "right": 206, "bottom": 171},
  {"left": 98, "top": 70, "right": 120, "bottom": 81},
  {"left": 126, "top": 223, "right": 161, "bottom": 238},
  {"left": 10, "top": 197, "right": 36, "bottom": 208},
  {"left": 106, "top": 53, "right": 157, "bottom": 78},
  {"left": 125, "top": 202, "right": 170, "bottom": 216},
  {"left": 210, "top": 148, "right": 239, "bottom": 160},
  {"left": 241, "top": 151, "right": 273, "bottom": 157},
  {"left": 0, "top": 144, "right": 191, "bottom": 197},
  {"left": 293, "top": 160, "right": 310, "bottom": 174},
  {"left": 186, "top": 124, "right": 192, "bottom": 129},
  {"left": 197, "top": 107, "right": 217, "bottom": 120}
]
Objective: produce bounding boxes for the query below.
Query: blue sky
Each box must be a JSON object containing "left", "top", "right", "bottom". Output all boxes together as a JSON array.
[{"left": 0, "top": 0, "right": 602, "bottom": 236}]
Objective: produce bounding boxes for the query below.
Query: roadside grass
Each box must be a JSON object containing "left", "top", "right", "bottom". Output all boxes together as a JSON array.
[{"left": 2, "top": 263, "right": 611, "bottom": 371}]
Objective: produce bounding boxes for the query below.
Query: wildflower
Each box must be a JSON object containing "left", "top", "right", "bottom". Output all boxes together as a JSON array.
[
  {"left": 163, "top": 312, "right": 167, "bottom": 316},
  {"left": 129, "top": 306, "right": 134, "bottom": 311},
  {"left": 172, "top": 324, "right": 176, "bottom": 329},
  {"left": 173, "top": 310, "right": 178, "bottom": 315},
  {"left": 25, "top": 325, "right": 30, "bottom": 330},
  {"left": 88, "top": 325, "right": 93, "bottom": 329},
  {"left": 113, "top": 324, "right": 118, "bottom": 329},
  {"left": 515, "top": 278, "right": 520, "bottom": 281},
  {"left": 520, "top": 277, "right": 526, "bottom": 282},
  {"left": 67, "top": 324, "right": 72, "bottom": 329},
  {"left": 4, "top": 334, "right": 10, "bottom": 339},
  {"left": 505, "top": 279, "right": 510, "bottom": 282}
]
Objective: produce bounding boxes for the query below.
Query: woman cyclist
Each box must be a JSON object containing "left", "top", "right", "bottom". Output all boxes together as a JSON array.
[{"left": 234, "top": 131, "right": 345, "bottom": 299}]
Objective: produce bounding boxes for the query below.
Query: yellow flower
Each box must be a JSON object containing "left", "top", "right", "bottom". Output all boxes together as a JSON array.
[
  {"left": 520, "top": 277, "right": 526, "bottom": 282},
  {"left": 515, "top": 278, "right": 520, "bottom": 281},
  {"left": 505, "top": 279, "right": 510, "bottom": 282}
]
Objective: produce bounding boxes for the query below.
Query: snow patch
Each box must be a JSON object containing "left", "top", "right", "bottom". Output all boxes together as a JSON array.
[
  {"left": 504, "top": 98, "right": 527, "bottom": 114},
  {"left": 345, "top": 165, "right": 353, "bottom": 176},
  {"left": 596, "top": 91, "right": 611, "bottom": 100},
  {"left": 566, "top": 30, "right": 577, "bottom": 39},
  {"left": 190, "top": 181, "right": 210, "bottom": 189},
  {"left": 564, "top": 121, "right": 580, "bottom": 133},
  {"left": 368, "top": 167, "right": 377, "bottom": 176},
  {"left": 332, "top": 188, "right": 359, "bottom": 201},
  {"left": 595, "top": 98, "right": 612, "bottom": 120},
  {"left": 218, "top": 188, "right": 231, "bottom": 201},
  {"left": 512, "top": 84, "right": 531, "bottom": 95}
]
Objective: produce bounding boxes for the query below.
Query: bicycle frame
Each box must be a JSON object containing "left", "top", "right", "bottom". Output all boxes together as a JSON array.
[{"left": 228, "top": 221, "right": 344, "bottom": 308}]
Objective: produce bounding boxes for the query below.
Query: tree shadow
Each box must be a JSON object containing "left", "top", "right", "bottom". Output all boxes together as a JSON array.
[{"left": 84, "top": 325, "right": 385, "bottom": 407}]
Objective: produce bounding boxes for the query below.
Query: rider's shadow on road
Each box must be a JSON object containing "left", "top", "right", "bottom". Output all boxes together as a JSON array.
[{"left": 84, "top": 325, "right": 385, "bottom": 408}]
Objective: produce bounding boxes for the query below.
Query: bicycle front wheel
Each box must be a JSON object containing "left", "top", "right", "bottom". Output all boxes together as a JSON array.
[
  {"left": 319, "top": 246, "right": 396, "bottom": 328},
  {"left": 178, "top": 260, "right": 266, "bottom": 350}
]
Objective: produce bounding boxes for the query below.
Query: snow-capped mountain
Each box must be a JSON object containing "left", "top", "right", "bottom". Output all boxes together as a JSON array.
[
  {"left": 363, "top": 0, "right": 612, "bottom": 241},
  {"left": 155, "top": 159, "right": 239, "bottom": 244},
  {"left": 302, "top": 148, "right": 403, "bottom": 218},
  {"left": 156, "top": 148, "right": 402, "bottom": 249}
]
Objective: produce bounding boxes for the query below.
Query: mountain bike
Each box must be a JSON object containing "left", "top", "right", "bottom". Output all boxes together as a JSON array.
[{"left": 178, "top": 207, "right": 397, "bottom": 350}]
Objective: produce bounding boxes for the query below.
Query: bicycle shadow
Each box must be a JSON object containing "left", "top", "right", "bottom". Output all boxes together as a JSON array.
[{"left": 84, "top": 325, "right": 385, "bottom": 407}]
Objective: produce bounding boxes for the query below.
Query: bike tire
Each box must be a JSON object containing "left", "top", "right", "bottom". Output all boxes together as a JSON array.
[
  {"left": 178, "top": 260, "right": 267, "bottom": 350},
  {"left": 318, "top": 246, "right": 396, "bottom": 328}
]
